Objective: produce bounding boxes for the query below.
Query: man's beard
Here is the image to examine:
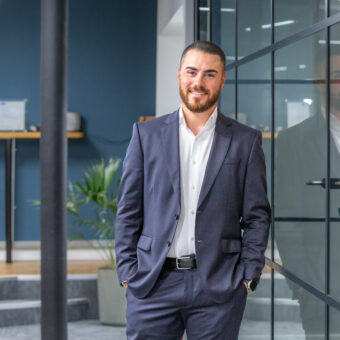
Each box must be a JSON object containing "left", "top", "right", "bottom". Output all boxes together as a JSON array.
[{"left": 179, "top": 85, "right": 221, "bottom": 113}]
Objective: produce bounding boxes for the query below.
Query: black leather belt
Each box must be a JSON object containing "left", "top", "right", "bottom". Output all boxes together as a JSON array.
[{"left": 163, "top": 256, "right": 197, "bottom": 270}]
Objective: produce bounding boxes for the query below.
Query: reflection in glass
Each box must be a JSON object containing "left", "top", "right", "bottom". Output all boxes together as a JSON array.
[
  {"left": 275, "top": 0, "right": 324, "bottom": 42},
  {"left": 275, "top": 29, "right": 326, "bottom": 287},
  {"left": 274, "top": 31, "right": 327, "bottom": 339},
  {"left": 329, "top": 24, "right": 340, "bottom": 305},
  {"left": 238, "top": 0, "right": 271, "bottom": 58},
  {"left": 238, "top": 266, "right": 271, "bottom": 340},
  {"left": 274, "top": 272, "right": 325, "bottom": 340}
]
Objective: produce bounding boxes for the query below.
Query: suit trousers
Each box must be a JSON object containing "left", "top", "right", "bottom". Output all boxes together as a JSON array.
[{"left": 125, "top": 268, "right": 247, "bottom": 340}]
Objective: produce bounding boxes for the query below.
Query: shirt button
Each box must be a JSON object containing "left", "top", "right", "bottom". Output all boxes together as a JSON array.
[
  {"left": 191, "top": 237, "right": 194, "bottom": 241},
  {"left": 191, "top": 211, "right": 195, "bottom": 215},
  {"left": 192, "top": 185, "right": 195, "bottom": 190},
  {"left": 193, "top": 160, "right": 196, "bottom": 164}
]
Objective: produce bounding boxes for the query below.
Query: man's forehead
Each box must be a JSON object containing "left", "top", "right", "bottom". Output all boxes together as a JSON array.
[{"left": 180, "top": 49, "right": 224, "bottom": 70}]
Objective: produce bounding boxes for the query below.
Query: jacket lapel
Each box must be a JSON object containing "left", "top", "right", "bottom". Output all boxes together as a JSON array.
[
  {"left": 161, "top": 111, "right": 181, "bottom": 208},
  {"left": 197, "top": 112, "right": 233, "bottom": 209}
]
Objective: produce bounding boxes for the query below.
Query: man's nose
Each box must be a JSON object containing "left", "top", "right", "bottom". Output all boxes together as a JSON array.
[{"left": 193, "top": 73, "right": 204, "bottom": 88}]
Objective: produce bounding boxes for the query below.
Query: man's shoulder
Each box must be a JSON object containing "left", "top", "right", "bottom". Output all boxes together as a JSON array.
[
  {"left": 220, "top": 113, "right": 260, "bottom": 138},
  {"left": 277, "top": 113, "right": 321, "bottom": 141},
  {"left": 137, "top": 110, "right": 178, "bottom": 131}
]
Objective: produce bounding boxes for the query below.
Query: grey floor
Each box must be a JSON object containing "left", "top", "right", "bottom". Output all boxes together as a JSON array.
[{"left": 0, "top": 320, "right": 306, "bottom": 340}]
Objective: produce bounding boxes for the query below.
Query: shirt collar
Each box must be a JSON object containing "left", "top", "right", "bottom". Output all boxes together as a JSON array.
[{"left": 179, "top": 106, "right": 218, "bottom": 131}]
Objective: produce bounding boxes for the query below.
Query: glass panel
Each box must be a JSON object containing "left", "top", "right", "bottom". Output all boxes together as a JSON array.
[
  {"left": 274, "top": 272, "right": 325, "bottom": 339},
  {"left": 238, "top": 55, "right": 271, "bottom": 199},
  {"left": 238, "top": 0, "right": 271, "bottom": 58},
  {"left": 274, "top": 31, "right": 326, "bottom": 292},
  {"left": 219, "top": 0, "right": 235, "bottom": 62},
  {"left": 220, "top": 69, "right": 235, "bottom": 118},
  {"left": 275, "top": 0, "right": 325, "bottom": 42},
  {"left": 199, "top": 0, "right": 209, "bottom": 41},
  {"left": 329, "top": 24, "right": 340, "bottom": 302},
  {"left": 330, "top": 0, "right": 340, "bottom": 16},
  {"left": 238, "top": 265, "right": 271, "bottom": 340},
  {"left": 330, "top": 306, "right": 340, "bottom": 340}
]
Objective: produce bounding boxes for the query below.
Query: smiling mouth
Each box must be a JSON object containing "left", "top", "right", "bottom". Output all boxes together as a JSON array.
[{"left": 189, "top": 90, "right": 208, "bottom": 96}]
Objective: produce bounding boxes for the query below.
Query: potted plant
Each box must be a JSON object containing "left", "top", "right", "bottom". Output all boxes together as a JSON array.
[{"left": 67, "top": 158, "right": 126, "bottom": 326}]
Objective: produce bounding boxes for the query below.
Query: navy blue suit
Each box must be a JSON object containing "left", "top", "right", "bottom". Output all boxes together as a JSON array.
[{"left": 115, "top": 110, "right": 271, "bottom": 339}]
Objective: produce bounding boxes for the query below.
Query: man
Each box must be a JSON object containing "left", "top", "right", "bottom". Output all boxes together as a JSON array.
[
  {"left": 275, "top": 47, "right": 340, "bottom": 339},
  {"left": 115, "top": 41, "right": 271, "bottom": 340}
]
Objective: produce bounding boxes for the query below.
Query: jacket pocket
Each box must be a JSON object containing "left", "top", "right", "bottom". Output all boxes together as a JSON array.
[
  {"left": 221, "top": 239, "right": 241, "bottom": 253},
  {"left": 137, "top": 234, "right": 152, "bottom": 251}
]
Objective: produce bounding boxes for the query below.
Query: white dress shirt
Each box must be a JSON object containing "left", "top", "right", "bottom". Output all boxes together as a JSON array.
[{"left": 167, "top": 107, "right": 217, "bottom": 258}]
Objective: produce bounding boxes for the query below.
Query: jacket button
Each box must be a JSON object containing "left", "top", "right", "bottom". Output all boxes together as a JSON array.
[
  {"left": 197, "top": 210, "right": 201, "bottom": 214},
  {"left": 175, "top": 214, "right": 179, "bottom": 220},
  {"left": 167, "top": 241, "right": 171, "bottom": 247}
]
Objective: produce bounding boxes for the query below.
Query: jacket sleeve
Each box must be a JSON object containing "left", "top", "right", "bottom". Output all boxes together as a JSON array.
[
  {"left": 115, "top": 123, "right": 144, "bottom": 285},
  {"left": 241, "top": 130, "right": 271, "bottom": 282}
]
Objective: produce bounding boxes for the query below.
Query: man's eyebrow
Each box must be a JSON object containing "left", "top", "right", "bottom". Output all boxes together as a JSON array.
[{"left": 184, "top": 66, "right": 218, "bottom": 73}]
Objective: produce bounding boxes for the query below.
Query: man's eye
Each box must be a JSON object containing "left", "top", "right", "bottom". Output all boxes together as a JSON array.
[
  {"left": 187, "top": 71, "right": 195, "bottom": 75},
  {"left": 207, "top": 73, "right": 215, "bottom": 78}
]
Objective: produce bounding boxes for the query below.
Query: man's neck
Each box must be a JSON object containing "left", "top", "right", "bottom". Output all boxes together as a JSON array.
[{"left": 181, "top": 104, "right": 217, "bottom": 136}]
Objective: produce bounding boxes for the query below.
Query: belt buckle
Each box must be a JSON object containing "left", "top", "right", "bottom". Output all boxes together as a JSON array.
[{"left": 176, "top": 256, "right": 191, "bottom": 270}]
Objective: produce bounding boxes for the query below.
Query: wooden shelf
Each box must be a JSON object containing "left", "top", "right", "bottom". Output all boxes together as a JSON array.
[{"left": 0, "top": 131, "right": 85, "bottom": 139}]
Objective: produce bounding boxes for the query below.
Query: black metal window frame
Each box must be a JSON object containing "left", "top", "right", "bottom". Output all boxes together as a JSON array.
[{"left": 195, "top": 0, "right": 340, "bottom": 338}]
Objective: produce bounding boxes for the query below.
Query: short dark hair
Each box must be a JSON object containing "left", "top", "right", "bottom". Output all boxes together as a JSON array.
[{"left": 180, "top": 41, "right": 226, "bottom": 70}]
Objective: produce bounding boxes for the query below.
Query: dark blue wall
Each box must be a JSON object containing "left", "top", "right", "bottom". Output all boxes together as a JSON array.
[{"left": 0, "top": 0, "right": 157, "bottom": 241}]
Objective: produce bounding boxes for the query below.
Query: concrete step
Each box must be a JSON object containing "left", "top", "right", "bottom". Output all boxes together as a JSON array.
[
  {"left": 0, "top": 275, "right": 99, "bottom": 325},
  {"left": 244, "top": 296, "right": 302, "bottom": 322},
  {"left": 255, "top": 273, "right": 294, "bottom": 299},
  {"left": 0, "top": 277, "right": 18, "bottom": 300},
  {"left": 0, "top": 298, "right": 89, "bottom": 327}
]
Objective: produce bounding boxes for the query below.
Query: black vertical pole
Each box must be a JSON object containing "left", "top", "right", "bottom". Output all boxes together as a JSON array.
[
  {"left": 325, "top": 1, "right": 330, "bottom": 339},
  {"left": 40, "top": 0, "right": 68, "bottom": 339},
  {"left": 5, "top": 139, "right": 15, "bottom": 263},
  {"left": 234, "top": 0, "right": 238, "bottom": 121},
  {"left": 194, "top": 0, "right": 200, "bottom": 41},
  {"left": 270, "top": 0, "right": 275, "bottom": 339}
]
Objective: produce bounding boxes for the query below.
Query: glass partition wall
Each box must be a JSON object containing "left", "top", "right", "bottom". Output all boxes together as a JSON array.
[{"left": 196, "top": 1, "right": 340, "bottom": 339}]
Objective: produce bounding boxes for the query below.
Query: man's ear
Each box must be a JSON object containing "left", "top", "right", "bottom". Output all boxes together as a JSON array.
[
  {"left": 177, "top": 68, "right": 181, "bottom": 85},
  {"left": 221, "top": 71, "right": 227, "bottom": 89}
]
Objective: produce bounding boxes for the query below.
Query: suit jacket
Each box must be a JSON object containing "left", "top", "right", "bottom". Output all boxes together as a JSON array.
[{"left": 115, "top": 110, "right": 271, "bottom": 301}]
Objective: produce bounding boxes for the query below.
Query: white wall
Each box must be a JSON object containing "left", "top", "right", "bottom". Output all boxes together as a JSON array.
[{"left": 156, "top": 0, "right": 194, "bottom": 116}]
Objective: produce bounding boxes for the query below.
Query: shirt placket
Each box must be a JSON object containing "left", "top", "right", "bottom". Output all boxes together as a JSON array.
[{"left": 189, "top": 135, "right": 200, "bottom": 251}]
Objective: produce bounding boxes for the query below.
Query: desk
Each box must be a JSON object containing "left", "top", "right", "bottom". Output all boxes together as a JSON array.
[{"left": 0, "top": 131, "right": 85, "bottom": 263}]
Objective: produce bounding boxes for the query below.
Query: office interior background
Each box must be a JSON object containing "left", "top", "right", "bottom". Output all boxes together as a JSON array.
[{"left": 0, "top": 0, "right": 340, "bottom": 339}]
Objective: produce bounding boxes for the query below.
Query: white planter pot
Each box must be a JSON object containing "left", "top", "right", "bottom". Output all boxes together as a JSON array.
[{"left": 97, "top": 267, "right": 127, "bottom": 325}]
